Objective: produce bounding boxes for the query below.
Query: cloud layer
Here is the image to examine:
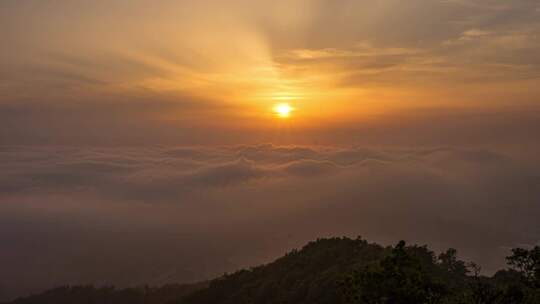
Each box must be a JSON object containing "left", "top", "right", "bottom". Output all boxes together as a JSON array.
[{"left": 1, "top": 144, "right": 539, "bottom": 300}]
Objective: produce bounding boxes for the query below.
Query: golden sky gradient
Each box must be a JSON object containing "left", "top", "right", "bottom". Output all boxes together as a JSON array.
[{"left": 1, "top": 0, "right": 539, "bottom": 143}]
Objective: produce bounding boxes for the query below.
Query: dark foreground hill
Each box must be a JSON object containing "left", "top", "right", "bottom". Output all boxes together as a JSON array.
[{"left": 7, "top": 237, "right": 540, "bottom": 304}]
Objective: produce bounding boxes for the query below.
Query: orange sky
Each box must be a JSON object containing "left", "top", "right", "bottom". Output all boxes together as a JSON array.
[{"left": 1, "top": 0, "right": 539, "bottom": 143}]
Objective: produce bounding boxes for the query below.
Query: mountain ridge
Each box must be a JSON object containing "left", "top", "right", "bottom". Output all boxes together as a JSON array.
[{"left": 7, "top": 237, "right": 540, "bottom": 304}]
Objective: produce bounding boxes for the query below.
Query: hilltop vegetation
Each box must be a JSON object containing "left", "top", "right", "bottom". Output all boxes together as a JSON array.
[{"left": 8, "top": 237, "right": 540, "bottom": 304}]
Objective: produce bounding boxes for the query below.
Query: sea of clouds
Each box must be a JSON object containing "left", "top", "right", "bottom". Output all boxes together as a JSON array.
[{"left": 1, "top": 144, "right": 539, "bottom": 300}]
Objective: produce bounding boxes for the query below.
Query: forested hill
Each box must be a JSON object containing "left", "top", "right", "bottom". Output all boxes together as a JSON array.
[
  {"left": 7, "top": 237, "right": 540, "bottom": 304},
  {"left": 182, "top": 238, "right": 387, "bottom": 304}
]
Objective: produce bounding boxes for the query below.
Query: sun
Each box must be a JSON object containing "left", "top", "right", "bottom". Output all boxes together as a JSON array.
[{"left": 273, "top": 103, "right": 294, "bottom": 118}]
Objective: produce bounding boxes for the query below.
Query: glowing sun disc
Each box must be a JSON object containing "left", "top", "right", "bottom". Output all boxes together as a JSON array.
[{"left": 273, "top": 103, "right": 294, "bottom": 118}]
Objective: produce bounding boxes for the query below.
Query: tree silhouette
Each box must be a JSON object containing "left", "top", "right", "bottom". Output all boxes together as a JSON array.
[
  {"left": 7, "top": 238, "right": 540, "bottom": 304},
  {"left": 342, "top": 241, "right": 448, "bottom": 304},
  {"left": 506, "top": 246, "right": 540, "bottom": 287}
]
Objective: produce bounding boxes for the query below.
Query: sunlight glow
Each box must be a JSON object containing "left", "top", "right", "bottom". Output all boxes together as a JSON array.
[{"left": 273, "top": 103, "right": 294, "bottom": 118}]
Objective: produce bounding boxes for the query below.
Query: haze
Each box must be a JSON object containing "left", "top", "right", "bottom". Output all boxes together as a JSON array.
[{"left": 1, "top": 0, "right": 539, "bottom": 300}]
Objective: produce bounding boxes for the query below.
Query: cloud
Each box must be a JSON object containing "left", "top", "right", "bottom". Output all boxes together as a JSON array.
[
  {"left": 280, "top": 159, "right": 340, "bottom": 176},
  {"left": 1, "top": 143, "right": 540, "bottom": 299},
  {"left": 266, "top": 0, "right": 540, "bottom": 91},
  {"left": 185, "top": 159, "right": 267, "bottom": 187}
]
